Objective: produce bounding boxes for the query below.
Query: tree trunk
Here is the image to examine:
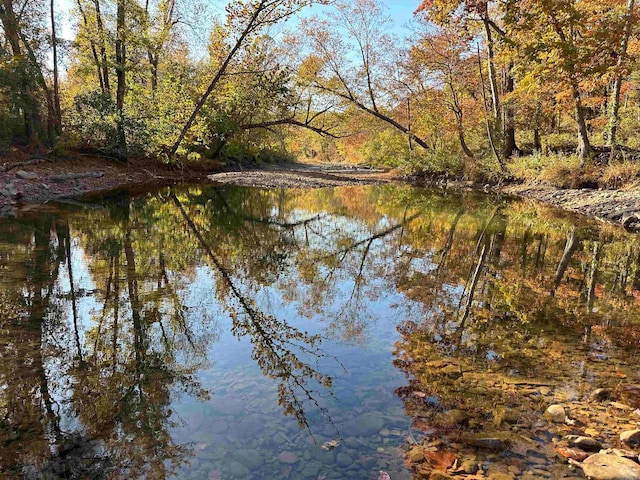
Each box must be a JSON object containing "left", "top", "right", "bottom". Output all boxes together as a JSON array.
[
  {"left": 573, "top": 82, "right": 592, "bottom": 167},
  {"left": 115, "top": 0, "right": 127, "bottom": 158},
  {"left": 169, "top": 0, "right": 268, "bottom": 157},
  {"left": 609, "top": 0, "right": 636, "bottom": 154},
  {"left": 76, "top": 0, "right": 105, "bottom": 93},
  {"left": 93, "top": 0, "right": 111, "bottom": 97},
  {"left": 476, "top": 43, "right": 504, "bottom": 171},
  {"left": 483, "top": 17, "right": 500, "bottom": 122},
  {"left": 455, "top": 113, "right": 474, "bottom": 159},
  {"left": 50, "top": 0, "right": 62, "bottom": 136},
  {"left": 503, "top": 63, "right": 519, "bottom": 159},
  {"left": 551, "top": 228, "right": 579, "bottom": 296}
]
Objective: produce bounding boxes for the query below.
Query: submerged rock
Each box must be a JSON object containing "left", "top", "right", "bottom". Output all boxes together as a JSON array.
[
  {"left": 591, "top": 389, "right": 612, "bottom": 402},
  {"left": 565, "top": 435, "right": 603, "bottom": 452},
  {"left": 278, "top": 451, "right": 298, "bottom": 464},
  {"left": 544, "top": 404, "right": 567, "bottom": 423},
  {"left": 353, "top": 413, "right": 385, "bottom": 435},
  {"left": 582, "top": 454, "right": 640, "bottom": 480},
  {"left": 621, "top": 430, "right": 640, "bottom": 447}
]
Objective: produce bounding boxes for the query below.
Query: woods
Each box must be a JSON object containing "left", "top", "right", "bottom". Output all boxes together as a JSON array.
[{"left": 1, "top": 0, "right": 640, "bottom": 181}]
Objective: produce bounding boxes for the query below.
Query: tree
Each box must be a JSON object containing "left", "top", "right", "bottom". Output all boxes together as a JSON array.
[
  {"left": 417, "top": 0, "right": 520, "bottom": 160},
  {"left": 408, "top": 26, "right": 479, "bottom": 159},
  {"left": 299, "top": 0, "right": 432, "bottom": 150},
  {"left": 504, "top": 0, "right": 630, "bottom": 165},
  {"left": 608, "top": 0, "right": 637, "bottom": 153},
  {"left": 169, "top": 0, "right": 327, "bottom": 157}
]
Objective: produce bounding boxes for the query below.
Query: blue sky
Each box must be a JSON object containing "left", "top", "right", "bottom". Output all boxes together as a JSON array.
[{"left": 57, "top": 0, "right": 419, "bottom": 39}]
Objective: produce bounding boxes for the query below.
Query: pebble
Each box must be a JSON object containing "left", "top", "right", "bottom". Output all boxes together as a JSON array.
[
  {"left": 460, "top": 460, "right": 479, "bottom": 474},
  {"left": 336, "top": 452, "right": 352, "bottom": 467},
  {"left": 621, "top": 430, "right": 640, "bottom": 447},
  {"left": 582, "top": 454, "right": 640, "bottom": 480},
  {"left": 278, "top": 451, "right": 298, "bottom": 464},
  {"left": 353, "top": 413, "right": 385, "bottom": 435},
  {"left": 430, "top": 472, "right": 455, "bottom": 480},
  {"left": 565, "top": 435, "right": 603, "bottom": 451},
  {"left": 544, "top": 404, "right": 567, "bottom": 423},
  {"left": 591, "top": 388, "right": 612, "bottom": 402},
  {"left": 15, "top": 170, "right": 37, "bottom": 180}
]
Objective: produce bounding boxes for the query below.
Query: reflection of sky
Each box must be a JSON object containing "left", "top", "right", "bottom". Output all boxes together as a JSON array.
[{"left": 33, "top": 195, "right": 421, "bottom": 477}]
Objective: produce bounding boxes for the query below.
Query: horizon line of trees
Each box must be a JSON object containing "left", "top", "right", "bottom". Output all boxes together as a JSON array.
[{"left": 1, "top": 0, "right": 639, "bottom": 170}]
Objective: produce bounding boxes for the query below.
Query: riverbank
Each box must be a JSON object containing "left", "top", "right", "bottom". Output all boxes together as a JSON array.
[
  {"left": 3, "top": 154, "right": 640, "bottom": 230},
  {"left": 0, "top": 152, "right": 222, "bottom": 216}
]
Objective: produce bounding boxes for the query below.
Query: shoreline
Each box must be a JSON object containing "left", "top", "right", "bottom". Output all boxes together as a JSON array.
[{"left": 2, "top": 157, "right": 640, "bottom": 230}]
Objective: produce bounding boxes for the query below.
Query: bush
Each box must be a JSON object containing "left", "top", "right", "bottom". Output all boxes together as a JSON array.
[
  {"left": 599, "top": 160, "right": 640, "bottom": 189},
  {"left": 404, "top": 149, "right": 465, "bottom": 176}
]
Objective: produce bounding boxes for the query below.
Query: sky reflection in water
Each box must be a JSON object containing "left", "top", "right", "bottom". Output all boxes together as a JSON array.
[{"left": 1, "top": 184, "right": 639, "bottom": 479}]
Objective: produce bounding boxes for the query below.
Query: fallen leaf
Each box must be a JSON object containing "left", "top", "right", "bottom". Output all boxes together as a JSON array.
[
  {"left": 320, "top": 439, "right": 340, "bottom": 450},
  {"left": 378, "top": 471, "right": 391, "bottom": 480},
  {"left": 556, "top": 447, "right": 590, "bottom": 462},
  {"left": 426, "top": 450, "right": 457, "bottom": 471}
]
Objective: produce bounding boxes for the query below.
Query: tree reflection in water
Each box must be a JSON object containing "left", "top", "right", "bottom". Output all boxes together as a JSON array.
[{"left": 2, "top": 185, "right": 640, "bottom": 479}]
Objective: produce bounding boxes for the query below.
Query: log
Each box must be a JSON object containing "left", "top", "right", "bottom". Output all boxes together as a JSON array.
[
  {"left": 0, "top": 158, "right": 48, "bottom": 172},
  {"left": 50, "top": 171, "right": 104, "bottom": 182}
]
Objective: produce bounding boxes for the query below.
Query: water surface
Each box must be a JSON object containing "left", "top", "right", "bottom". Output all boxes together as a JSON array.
[{"left": 1, "top": 184, "right": 639, "bottom": 479}]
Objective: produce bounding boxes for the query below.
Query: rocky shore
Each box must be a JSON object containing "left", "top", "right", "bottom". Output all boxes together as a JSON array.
[{"left": 3, "top": 157, "right": 640, "bottom": 232}]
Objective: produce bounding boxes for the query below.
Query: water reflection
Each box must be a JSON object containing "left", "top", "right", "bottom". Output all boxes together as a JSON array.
[{"left": 0, "top": 185, "right": 639, "bottom": 479}]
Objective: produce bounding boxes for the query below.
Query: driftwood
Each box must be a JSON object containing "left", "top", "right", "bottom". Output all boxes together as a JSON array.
[
  {"left": 50, "top": 171, "right": 104, "bottom": 182},
  {"left": 0, "top": 158, "right": 48, "bottom": 172}
]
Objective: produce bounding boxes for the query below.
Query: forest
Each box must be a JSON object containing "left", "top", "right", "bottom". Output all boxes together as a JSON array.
[{"left": 1, "top": 0, "right": 640, "bottom": 185}]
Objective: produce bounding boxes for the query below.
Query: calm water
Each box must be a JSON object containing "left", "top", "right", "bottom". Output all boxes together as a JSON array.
[{"left": 1, "top": 184, "right": 639, "bottom": 480}]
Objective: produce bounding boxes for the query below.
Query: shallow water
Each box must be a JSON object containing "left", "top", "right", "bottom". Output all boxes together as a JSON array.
[{"left": 1, "top": 184, "right": 639, "bottom": 479}]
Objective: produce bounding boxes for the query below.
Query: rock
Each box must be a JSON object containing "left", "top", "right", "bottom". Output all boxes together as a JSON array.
[
  {"left": 314, "top": 447, "right": 336, "bottom": 465},
  {"left": 621, "top": 430, "right": 640, "bottom": 447},
  {"left": 600, "top": 449, "right": 639, "bottom": 459},
  {"left": 407, "top": 446, "right": 425, "bottom": 463},
  {"left": 278, "top": 451, "right": 298, "bottom": 464},
  {"left": 300, "top": 461, "right": 322, "bottom": 478},
  {"left": 591, "top": 389, "right": 612, "bottom": 402},
  {"left": 544, "top": 404, "right": 567, "bottom": 423},
  {"left": 232, "top": 449, "right": 264, "bottom": 470},
  {"left": 566, "top": 435, "right": 603, "bottom": 452},
  {"left": 353, "top": 413, "right": 385, "bottom": 435},
  {"left": 464, "top": 437, "right": 509, "bottom": 450},
  {"left": 15, "top": 170, "right": 37, "bottom": 180},
  {"left": 430, "top": 472, "right": 455, "bottom": 480},
  {"left": 447, "top": 409, "right": 469, "bottom": 425},
  {"left": 615, "top": 384, "right": 640, "bottom": 408},
  {"left": 228, "top": 461, "right": 249, "bottom": 477},
  {"left": 460, "top": 460, "right": 479, "bottom": 474},
  {"left": 336, "top": 452, "right": 352, "bottom": 467},
  {"left": 582, "top": 454, "right": 640, "bottom": 480}
]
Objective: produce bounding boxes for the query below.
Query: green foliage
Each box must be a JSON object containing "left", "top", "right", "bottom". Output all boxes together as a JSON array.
[
  {"left": 360, "top": 129, "right": 412, "bottom": 167},
  {"left": 404, "top": 149, "right": 465, "bottom": 176}
]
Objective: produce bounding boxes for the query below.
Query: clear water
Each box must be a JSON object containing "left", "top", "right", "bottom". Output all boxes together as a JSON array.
[{"left": 1, "top": 184, "right": 639, "bottom": 480}]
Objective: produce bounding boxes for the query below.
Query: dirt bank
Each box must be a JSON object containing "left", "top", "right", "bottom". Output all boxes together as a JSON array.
[{"left": 0, "top": 152, "right": 219, "bottom": 216}]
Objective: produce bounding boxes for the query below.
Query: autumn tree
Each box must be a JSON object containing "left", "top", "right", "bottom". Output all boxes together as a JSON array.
[
  {"left": 169, "top": 0, "right": 328, "bottom": 157},
  {"left": 408, "top": 26, "right": 479, "bottom": 159},
  {"left": 298, "top": 0, "right": 432, "bottom": 151},
  {"left": 416, "top": 0, "right": 520, "bottom": 160},
  {"left": 504, "top": 0, "right": 631, "bottom": 165}
]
